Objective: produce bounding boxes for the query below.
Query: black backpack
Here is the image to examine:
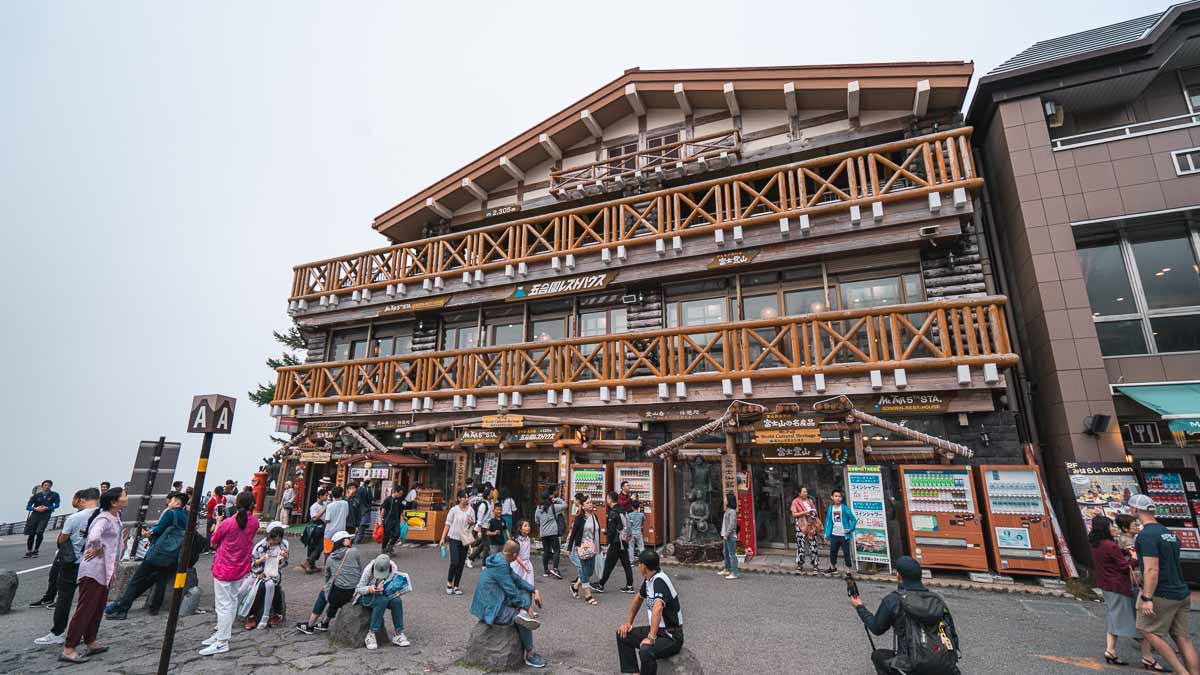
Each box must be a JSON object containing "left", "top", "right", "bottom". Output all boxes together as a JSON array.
[{"left": 891, "top": 590, "right": 959, "bottom": 675}]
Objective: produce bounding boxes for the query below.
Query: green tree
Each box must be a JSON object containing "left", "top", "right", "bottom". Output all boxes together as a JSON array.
[{"left": 250, "top": 327, "right": 306, "bottom": 407}]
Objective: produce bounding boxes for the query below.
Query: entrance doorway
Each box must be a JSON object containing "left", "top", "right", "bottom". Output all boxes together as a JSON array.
[
  {"left": 749, "top": 462, "right": 844, "bottom": 549},
  {"left": 497, "top": 459, "right": 560, "bottom": 523}
]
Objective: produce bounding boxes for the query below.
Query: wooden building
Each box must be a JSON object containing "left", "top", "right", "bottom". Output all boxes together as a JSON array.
[{"left": 268, "top": 63, "right": 1029, "bottom": 558}]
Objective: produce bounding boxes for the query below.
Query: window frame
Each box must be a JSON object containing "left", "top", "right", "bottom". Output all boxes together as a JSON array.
[
  {"left": 1172, "top": 147, "right": 1200, "bottom": 176},
  {"left": 1080, "top": 221, "right": 1200, "bottom": 356}
]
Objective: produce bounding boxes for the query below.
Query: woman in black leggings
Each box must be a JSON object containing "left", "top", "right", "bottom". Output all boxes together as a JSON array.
[{"left": 439, "top": 490, "right": 475, "bottom": 595}]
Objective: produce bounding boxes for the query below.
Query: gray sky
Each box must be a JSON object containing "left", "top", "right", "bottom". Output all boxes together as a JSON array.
[{"left": 0, "top": 0, "right": 1168, "bottom": 521}]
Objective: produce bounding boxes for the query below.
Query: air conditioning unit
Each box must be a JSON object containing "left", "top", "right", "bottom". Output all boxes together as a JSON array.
[{"left": 1044, "top": 100, "right": 1064, "bottom": 128}]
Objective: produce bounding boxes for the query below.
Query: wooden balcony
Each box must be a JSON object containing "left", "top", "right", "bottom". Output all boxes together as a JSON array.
[
  {"left": 549, "top": 129, "right": 740, "bottom": 193},
  {"left": 271, "top": 296, "right": 1016, "bottom": 413},
  {"left": 289, "top": 128, "right": 981, "bottom": 306}
]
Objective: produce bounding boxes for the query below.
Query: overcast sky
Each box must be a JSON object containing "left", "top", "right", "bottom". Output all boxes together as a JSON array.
[{"left": 0, "top": 0, "right": 1169, "bottom": 521}]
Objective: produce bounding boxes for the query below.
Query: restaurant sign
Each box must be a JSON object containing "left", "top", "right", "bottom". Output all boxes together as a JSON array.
[
  {"left": 460, "top": 428, "right": 502, "bottom": 443},
  {"left": 753, "top": 413, "right": 823, "bottom": 445},
  {"left": 641, "top": 408, "right": 710, "bottom": 422},
  {"left": 508, "top": 272, "right": 617, "bottom": 302},
  {"left": 299, "top": 451, "right": 332, "bottom": 463},
  {"left": 707, "top": 248, "right": 760, "bottom": 270},
  {"left": 377, "top": 296, "right": 450, "bottom": 317},
  {"left": 510, "top": 427, "right": 559, "bottom": 443},
  {"left": 872, "top": 393, "right": 951, "bottom": 414},
  {"left": 482, "top": 414, "right": 525, "bottom": 428}
]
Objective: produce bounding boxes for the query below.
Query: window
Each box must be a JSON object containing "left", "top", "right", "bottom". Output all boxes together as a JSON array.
[
  {"left": 330, "top": 328, "right": 369, "bottom": 361},
  {"left": 1077, "top": 221, "right": 1200, "bottom": 356},
  {"left": 579, "top": 307, "right": 628, "bottom": 337},
  {"left": 647, "top": 132, "right": 681, "bottom": 163},
  {"left": 607, "top": 141, "right": 638, "bottom": 174},
  {"left": 667, "top": 293, "right": 729, "bottom": 374},
  {"left": 442, "top": 325, "right": 478, "bottom": 352},
  {"left": 372, "top": 323, "right": 413, "bottom": 358},
  {"left": 1174, "top": 148, "right": 1200, "bottom": 176},
  {"left": 841, "top": 277, "right": 901, "bottom": 309}
]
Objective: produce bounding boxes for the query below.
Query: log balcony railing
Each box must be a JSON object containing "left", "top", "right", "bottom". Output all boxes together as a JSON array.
[
  {"left": 288, "top": 128, "right": 981, "bottom": 306},
  {"left": 270, "top": 296, "right": 1015, "bottom": 414},
  {"left": 549, "top": 129, "right": 741, "bottom": 192}
]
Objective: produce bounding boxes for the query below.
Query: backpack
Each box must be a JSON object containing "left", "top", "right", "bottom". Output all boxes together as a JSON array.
[{"left": 891, "top": 590, "right": 959, "bottom": 675}]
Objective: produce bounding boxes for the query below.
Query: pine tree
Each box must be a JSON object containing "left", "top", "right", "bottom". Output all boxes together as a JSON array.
[{"left": 250, "top": 327, "right": 305, "bottom": 407}]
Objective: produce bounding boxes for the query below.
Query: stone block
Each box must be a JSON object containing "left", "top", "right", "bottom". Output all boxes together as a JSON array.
[
  {"left": 659, "top": 647, "right": 706, "bottom": 675},
  {"left": 463, "top": 620, "right": 524, "bottom": 672},
  {"left": 0, "top": 569, "right": 16, "bottom": 614},
  {"left": 329, "top": 603, "right": 385, "bottom": 648},
  {"left": 107, "top": 560, "right": 140, "bottom": 601}
]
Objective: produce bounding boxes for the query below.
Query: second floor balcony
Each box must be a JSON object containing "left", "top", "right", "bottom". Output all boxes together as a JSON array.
[{"left": 270, "top": 295, "right": 1016, "bottom": 416}]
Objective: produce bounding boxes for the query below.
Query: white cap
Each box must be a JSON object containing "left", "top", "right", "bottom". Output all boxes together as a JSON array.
[
  {"left": 331, "top": 530, "right": 351, "bottom": 542},
  {"left": 1128, "top": 494, "right": 1156, "bottom": 513}
]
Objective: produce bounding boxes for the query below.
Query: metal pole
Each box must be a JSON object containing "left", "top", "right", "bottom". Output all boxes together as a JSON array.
[{"left": 157, "top": 432, "right": 213, "bottom": 674}]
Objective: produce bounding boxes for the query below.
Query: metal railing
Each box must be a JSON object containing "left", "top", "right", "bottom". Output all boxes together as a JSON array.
[
  {"left": 0, "top": 514, "right": 68, "bottom": 537},
  {"left": 288, "top": 128, "right": 980, "bottom": 303},
  {"left": 1051, "top": 112, "right": 1200, "bottom": 151},
  {"left": 550, "top": 129, "right": 741, "bottom": 192},
  {"left": 271, "top": 296, "right": 1015, "bottom": 408}
]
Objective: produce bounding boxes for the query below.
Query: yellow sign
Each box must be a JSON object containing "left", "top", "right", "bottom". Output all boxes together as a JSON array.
[
  {"left": 377, "top": 296, "right": 450, "bottom": 317},
  {"left": 752, "top": 413, "right": 823, "bottom": 445},
  {"left": 402, "top": 510, "right": 429, "bottom": 531},
  {"left": 482, "top": 414, "right": 525, "bottom": 428}
]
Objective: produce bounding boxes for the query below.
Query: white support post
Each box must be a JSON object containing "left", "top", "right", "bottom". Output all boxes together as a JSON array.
[
  {"left": 912, "top": 79, "right": 931, "bottom": 119},
  {"left": 383, "top": 399, "right": 394, "bottom": 412},
  {"left": 672, "top": 236, "right": 682, "bottom": 252},
  {"left": 425, "top": 198, "right": 453, "bottom": 220},
  {"left": 328, "top": 294, "right": 339, "bottom": 306},
  {"left": 297, "top": 299, "right": 308, "bottom": 310},
  {"left": 565, "top": 254, "right": 576, "bottom": 269},
  {"left": 847, "top": 80, "right": 861, "bottom": 121},
  {"left": 518, "top": 262, "right": 528, "bottom": 276},
  {"left": 422, "top": 279, "right": 432, "bottom": 291},
  {"left": 410, "top": 399, "right": 421, "bottom": 412},
  {"left": 580, "top": 109, "right": 603, "bottom": 139},
  {"left": 953, "top": 187, "right": 968, "bottom": 207},
  {"left": 511, "top": 392, "right": 523, "bottom": 407},
  {"left": 370, "top": 400, "right": 382, "bottom": 413},
  {"left": 552, "top": 256, "right": 562, "bottom": 271},
  {"left": 814, "top": 373, "right": 827, "bottom": 393},
  {"left": 779, "top": 218, "right": 790, "bottom": 236},
  {"left": 870, "top": 370, "right": 883, "bottom": 390},
  {"left": 423, "top": 396, "right": 434, "bottom": 411},
  {"left": 983, "top": 363, "right": 1000, "bottom": 383},
  {"left": 624, "top": 83, "right": 645, "bottom": 116},
  {"left": 452, "top": 394, "right": 463, "bottom": 410},
  {"left": 894, "top": 369, "right": 908, "bottom": 388},
  {"left": 313, "top": 403, "right": 323, "bottom": 414},
  {"left": 505, "top": 264, "right": 515, "bottom": 278},
  {"left": 475, "top": 269, "right": 484, "bottom": 283},
  {"left": 347, "top": 401, "right": 358, "bottom": 413},
  {"left": 929, "top": 192, "right": 942, "bottom": 213},
  {"left": 722, "top": 379, "right": 733, "bottom": 397},
  {"left": 599, "top": 386, "right": 610, "bottom": 403},
  {"left": 658, "top": 383, "right": 669, "bottom": 400},
  {"left": 615, "top": 385, "right": 627, "bottom": 401},
  {"left": 466, "top": 394, "right": 477, "bottom": 409},
  {"left": 547, "top": 390, "right": 558, "bottom": 405},
  {"left": 461, "top": 177, "right": 487, "bottom": 200},
  {"left": 655, "top": 239, "right": 666, "bottom": 256},
  {"left": 539, "top": 133, "right": 562, "bottom": 160},
  {"left": 336, "top": 401, "right": 347, "bottom": 414},
  {"left": 617, "top": 245, "right": 627, "bottom": 261},
  {"left": 433, "top": 276, "right": 444, "bottom": 289},
  {"left": 722, "top": 82, "right": 740, "bottom": 117},
  {"left": 714, "top": 229, "right": 725, "bottom": 245},
  {"left": 303, "top": 404, "right": 313, "bottom": 415},
  {"left": 499, "top": 156, "right": 526, "bottom": 182},
  {"left": 733, "top": 225, "right": 744, "bottom": 242},
  {"left": 741, "top": 378, "right": 753, "bottom": 396},
  {"left": 497, "top": 393, "right": 508, "bottom": 408},
  {"left": 676, "top": 382, "right": 687, "bottom": 399},
  {"left": 462, "top": 271, "right": 472, "bottom": 285},
  {"left": 850, "top": 205, "right": 862, "bottom": 224},
  {"left": 562, "top": 389, "right": 573, "bottom": 405},
  {"left": 602, "top": 248, "right": 612, "bottom": 263},
  {"left": 396, "top": 283, "right": 406, "bottom": 296},
  {"left": 673, "top": 83, "right": 692, "bottom": 116},
  {"left": 799, "top": 214, "right": 811, "bottom": 234},
  {"left": 792, "top": 375, "right": 804, "bottom": 393},
  {"left": 783, "top": 81, "right": 798, "bottom": 118},
  {"left": 872, "top": 202, "right": 884, "bottom": 221}
]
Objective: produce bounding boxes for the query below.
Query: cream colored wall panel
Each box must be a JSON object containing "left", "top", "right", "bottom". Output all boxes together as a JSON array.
[
  {"left": 741, "top": 109, "right": 788, "bottom": 134},
  {"left": 604, "top": 114, "right": 638, "bottom": 141},
  {"left": 646, "top": 108, "right": 683, "bottom": 132}
]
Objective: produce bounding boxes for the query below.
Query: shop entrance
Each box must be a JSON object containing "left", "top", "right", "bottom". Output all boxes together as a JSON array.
[
  {"left": 749, "top": 462, "right": 844, "bottom": 549},
  {"left": 497, "top": 459, "right": 559, "bottom": 522}
]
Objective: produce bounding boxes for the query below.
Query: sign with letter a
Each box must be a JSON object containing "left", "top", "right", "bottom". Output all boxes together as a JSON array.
[{"left": 188, "top": 394, "right": 237, "bottom": 434}]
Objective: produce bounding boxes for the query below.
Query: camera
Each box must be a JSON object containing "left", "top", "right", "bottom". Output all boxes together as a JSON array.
[{"left": 845, "top": 572, "right": 860, "bottom": 598}]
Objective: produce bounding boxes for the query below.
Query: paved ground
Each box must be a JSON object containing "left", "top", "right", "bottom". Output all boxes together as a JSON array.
[{"left": 1, "top": 535, "right": 1198, "bottom": 674}]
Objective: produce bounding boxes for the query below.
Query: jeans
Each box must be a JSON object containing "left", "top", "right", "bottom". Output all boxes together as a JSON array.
[
  {"left": 354, "top": 515, "right": 372, "bottom": 544},
  {"left": 829, "top": 534, "right": 852, "bottom": 570},
  {"left": 447, "top": 539, "right": 466, "bottom": 587},
  {"left": 51, "top": 562, "right": 79, "bottom": 636},
  {"left": 311, "top": 586, "right": 354, "bottom": 620},
  {"left": 574, "top": 551, "right": 597, "bottom": 588},
  {"left": 723, "top": 536, "right": 739, "bottom": 575},
  {"left": 213, "top": 579, "right": 239, "bottom": 642},
  {"left": 616, "top": 625, "right": 683, "bottom": 674},
  {"left": 541, "top": 536, "right": 560, "bottom": 573},
  {"left": 368, "top": 595, "right": 404, "bottom": 633},
  {"left": 110, "top": 561, "right": 172, "bottom": 613},
  {"left": 468, "top": 535, "right": 490, "bottom": 562},
  {"left": 627, "top": 534, "right": 645, "bottom": 562},
  {"left": 599, "top": 540, "right": 633, "bottom": 588},
  {"left": 495, "top": 606, "right": 533, "bottom": 651}
]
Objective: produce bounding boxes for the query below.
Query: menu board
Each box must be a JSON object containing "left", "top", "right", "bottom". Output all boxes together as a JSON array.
[
  {"left": 903, "top": 468, "right": 973, "bottom": 514},
  {"left": 982, "top": 468, "right": 1044, "bottom": 515},
  {"left": 1065, "top": 462, "right": 1140, "bottom": 533},
  {"left": 846, "top": 465, "right": 892, "bottom": 573}
]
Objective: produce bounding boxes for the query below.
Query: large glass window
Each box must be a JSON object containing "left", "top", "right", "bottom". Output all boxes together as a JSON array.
[
  {"left": 841, "top": 277, "right": 901, "bottom": 309},
  {"left": 372, "top": 323, "right": 413, "bottom": 358},
  {"left": 330, "top": 327, "right": 369, "bottom": 362},
  {"left": 1077, "top": 220, "right": 1200, "bottom": 356}
]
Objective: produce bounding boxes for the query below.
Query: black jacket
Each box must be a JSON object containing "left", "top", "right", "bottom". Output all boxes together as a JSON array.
[
  {"left": 856, "top": 581, "right": 960, "bottom": 658},
  {"left": 604, "top": 505, "right": 628, "bottom": 543},
  {"left": 567, "top": 512, "right": 599, "bottom": 550}
]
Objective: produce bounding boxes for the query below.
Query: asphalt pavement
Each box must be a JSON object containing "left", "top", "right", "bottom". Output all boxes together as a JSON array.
[{"left": 0, "top": 539, "right": 1196, "bottom": 674}]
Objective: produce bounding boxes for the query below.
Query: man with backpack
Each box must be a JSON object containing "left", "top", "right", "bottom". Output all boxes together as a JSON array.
[
  {"left": 594, "top": 491, "right": 635, "bottom": 594},
  {"left": 106, "top": 491, "right": 190, "bottom": 620},
  {"left": 850, "top": 556, "right": 961, "bottom": 675}
]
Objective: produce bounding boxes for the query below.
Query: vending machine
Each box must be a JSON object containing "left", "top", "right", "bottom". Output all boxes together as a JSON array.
[
  {"left": 898, "top": 465, "right": 988, "bottom": 572},
  {"left": 1135, "top": 464, "right": 1200, "bottom": 562},
  {"left": 613, "top": 462, "right": 664, "bottom": 546},
  {"left": 569, "top": 464, "right": 609, "bottom": 544},
  {"left": 976, "top": 465, "right": 1058, "bottom": 576}
]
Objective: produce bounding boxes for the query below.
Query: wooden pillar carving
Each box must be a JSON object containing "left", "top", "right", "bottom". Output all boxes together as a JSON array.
[
  {"left": 453, "top": 450, "right": 468, "bottom": 496},
  {"left": 721, "top": 429, "right": 739, "bottom": 500}
]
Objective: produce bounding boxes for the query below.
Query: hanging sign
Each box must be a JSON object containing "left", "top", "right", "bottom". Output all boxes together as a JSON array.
[
  {"left": 845, "top": 465, "right": 893, "bottom": 573},
  {"left": 824, "top": 447, "right": 850, "bottom": 465},
  {"left": 377, "top": 296, "right": 450, "bottom": 317},
  {"left": 508, "top": 272, "right": 617, "bottom": 301},
  {"left": 510, "top": 427, "right": 559, "bottom": 443},
  {"left": 481, "top": 453, "right": 500, "bottom": 486},
  {"left": 708, "top": 248, "right": 760, "bottom": 269},
  {"left": 309, "top": 428, "right": 340, "bottom": 441},
  {"left": 765, "top": 446, "right": 822, "bottom": 460},
  {"left": 641, "top": 408, "right": 710, "bottom": 421},
  {"left": 736, "top": 470, "right": 756, "bottom": 559},
  {"left": 460, "top": 428, "right": 502, "bottom": 443},
  {"left": 482, "top": 414, "right": 525, "bottom": 428},
  {"left": 299, "top": 451, "right": 332, "bottom": 463},
  {"left": 753, "top": 413, "right": 823, "bottom": 445},
  {"left": 871, "top": 393, "right": 952, "bottom": 414},
  {"left": 454, "top": 452, "right": 468, "bottom": 494}
]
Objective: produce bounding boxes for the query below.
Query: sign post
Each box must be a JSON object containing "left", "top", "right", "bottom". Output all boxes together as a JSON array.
[
  {"left": 157, "top": 394, "right": 236, "bottom": 674},
  {"left": 845, "top": 465, "right": 892, "bottom": 575}
]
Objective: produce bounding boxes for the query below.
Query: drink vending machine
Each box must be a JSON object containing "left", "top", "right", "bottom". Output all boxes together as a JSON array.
[
  {"left": 898, "top": 465, "right": 989, "bottom": 572},
  {"left": 569, "top": 464, "right": 609, "bottom": 544},
  {"left": 976, "top": 465, "right": 1058, "bottom": 575},
  {"left": 612, "top": 462, "right": 663, "bottom": 546},
  {"left": 1135, "top": 463, "right": 1200, "bottom": 561}
]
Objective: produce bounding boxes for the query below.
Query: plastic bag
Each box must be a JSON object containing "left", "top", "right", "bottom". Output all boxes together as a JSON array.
[{"left": 373, "top": 522, "right": 384, "bottom": 544}]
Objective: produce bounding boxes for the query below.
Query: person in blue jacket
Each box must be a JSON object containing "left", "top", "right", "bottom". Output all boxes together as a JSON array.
[
  {"left": 25, "top": 480, "right": 62, "bottom": 558},
  {"left": 470, "top": 540, "right": 546, "bottom": 668},
  {"left": 105, "top": 491, "right": 189, "bottom": 620},
  {"left": 823, "top": 488, "right": 857, "bottom": 575}
]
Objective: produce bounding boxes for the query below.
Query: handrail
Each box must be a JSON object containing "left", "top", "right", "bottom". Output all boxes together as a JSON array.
[
  {"left": 271, "top": 295, "right": 1015, "bottom": 407},
  {"left": 1051, "top": 113, "right": 1200, "bottom": 151},
  {"left": 0, "top": 513, "right": 68, "bottom": 537},
  {"left": 288, "top": 127, "right": 981, "bottom": 303},
  {"left": 549, "top": 129, "right": 741, "bottom": 191}
]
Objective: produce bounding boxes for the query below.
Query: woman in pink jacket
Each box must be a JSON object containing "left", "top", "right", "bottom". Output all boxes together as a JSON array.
[
  {"left": 199, "top": 491, "right": 259, "bottom": 656},
  {"left": 60, "top": 488, "right": 126, "bottom": 664}
]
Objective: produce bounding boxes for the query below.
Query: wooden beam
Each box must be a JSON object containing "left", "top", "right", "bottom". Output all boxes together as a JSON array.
[
  {"left": 624, "top": 83, "right": 645, "bottom": 116},
  {"left": 539, "top": 133, "right": 562, "bottom": 160},
  {"left": 499, "top": 155, "right": 525, "bottom": 182},
  {"left": 723, "top": 82, "right": 740, "bottom": 117},
  {"left": 461, "top": 177, "right": 487, "bottom": 200},
  {"left": 425, "top": 197, "right": 453, "bottom": 220},
  {"left": 913, "top": 79, "right": 931, "bottom": 118},
  {"left": 580, "top": 109, "right": 603, "bottom": 139},
  {"left": 783, "top": 81, "right": 798, "bottom": 118},
  {"left": 847, "top": 80, "right": 860, "bottom": 120},
  {"left": 673, "top": 82, "right": 692, "bottom": 116}
]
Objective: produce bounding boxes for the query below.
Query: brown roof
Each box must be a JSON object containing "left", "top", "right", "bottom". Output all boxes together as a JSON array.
[{"left": 372, "top": 62, "right": 974, "bottom": 241}]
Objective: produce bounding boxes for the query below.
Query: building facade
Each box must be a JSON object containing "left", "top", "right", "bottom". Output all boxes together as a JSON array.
[
  {"left": 269, "top": 62, "right": 1029, "bottom": 561},
  {"left": 970, "top": 1, "right": 1200, "bottom": 563}
]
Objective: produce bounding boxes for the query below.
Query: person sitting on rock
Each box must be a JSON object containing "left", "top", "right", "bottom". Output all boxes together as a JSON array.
[
  {"left": 470, "top": 540, "right": 546, "bottom": 669},
  {"left": 243, "top": 523, "right": 288, "bottom": 630},
  {"left": 617, "top": 550, "right": 685, "bottom": 675},
  {"left": 354, "top": 554, "right": 411, "bottom": 650},
  {"left": 295, "top": 531, "right": 361, "bottom": 635}
]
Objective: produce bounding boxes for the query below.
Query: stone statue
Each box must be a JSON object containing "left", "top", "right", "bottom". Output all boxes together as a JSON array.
[{"left": 680, "top": 458, "right": 718, "bottom": 545}]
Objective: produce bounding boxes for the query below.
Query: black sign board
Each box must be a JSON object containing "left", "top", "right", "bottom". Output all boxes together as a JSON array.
[
  {"left": 125, "top": 439, "right": 181, "bottom": 527},
  {"left": 188, "top": 395, "right": 237, "bottom": 434}
]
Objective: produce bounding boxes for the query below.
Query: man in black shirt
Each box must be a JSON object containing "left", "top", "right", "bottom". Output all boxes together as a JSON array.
[
  {"left": 486, "top": 503, "right": 510, "bottom": 549},
  {"left": 616, "top": 550, "right": 683, "bottom": 675},
  {"left": 852, "top": 556, "right": 960, "bottom": 675},
  {"left": 595, "top": 491, "right": 634, "bottom": 594}
]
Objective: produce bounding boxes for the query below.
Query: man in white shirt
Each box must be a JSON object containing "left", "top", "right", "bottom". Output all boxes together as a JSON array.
[
  {"left": 34, "top": 488, "right": 100, "bottom": 646},
  {"left": 300, "top": 489, "right": 328, "bottom": 572},
  {"left": 322, "top": 487, "right": 350, "bottom": 562}
]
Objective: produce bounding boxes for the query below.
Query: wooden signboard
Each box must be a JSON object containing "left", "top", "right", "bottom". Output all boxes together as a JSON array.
[
  {"left": 299, "top": 451, "right": 332, "bottom": 463},
  {"left": 708, "top": 248, "right": 760, "bottom": 269},
  {"left": 482, "top": 414, "right": 525, "bottom": 428},
  {"left": 641, "top": 408, "right": 710, "bottom": 422},
  {"left": 752, "top": 413, "right": 823, "bottom": 445},
  {"left": 508, "top": 272, "right": 617, "bottom": 302},
  {"left": 460, "top": 428, "right": 502, "bottom": 443},
  {"left": 377, "top": 296, "right": 450, "bottom": 317},
  {"left": 510, "top": 427, "right": 559, "bottom": 443},
  {"left": 453, "top": 452, "right": 468, "bottom": 495},
  {"left": 870, "top": 393, "right": 953, "bottom": 414}
]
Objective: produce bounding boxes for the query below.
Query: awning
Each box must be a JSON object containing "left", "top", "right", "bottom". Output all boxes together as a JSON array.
[{"left": 1115, "top": 384, "right": 1200, "bottom": 424}]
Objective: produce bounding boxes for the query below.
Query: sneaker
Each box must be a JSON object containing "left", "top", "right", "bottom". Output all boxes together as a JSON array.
[
  {"left": 718, "top": 569, "right": 729, "bottom": 576},
  {"left": 620, "top": 585, "right": 636, "bottom": 594},
  {"left": 45, "top": 601, "right": 57, "bottom": 609},
  {"left": 31, "top": 551, "right": 39, "bottom": 557},
  {"left": 525, "top": 652, "right": 547, "bottom": 668},
  {"left": 392, "top": 633, "right": 410, "bottom": 647},
  {"left": 446, "top": 587, "right": 454, "bottom": 595},
  {"left": 365, "top": 633, "right": 378, "bottom": 650},
  {"left": 34, "top": 632, "right": 65, "bottom": 645},
  {"left": 30, "top": 599, "right": 49, "bottom": 607},
  {"left": 198, "top": 641, "right": 228, "bottom": 656},
  {"left": 106, "top": 610, "right": 127, "bottom": 621},
  {"left": 725, "top": 574, "right": 739, "bottom": 580},
  {"left": 591, "top": 583, "right": 606, "bottom": 594},
  {"left": 822, "top": 567, "right": 835, "bottom": 575},
  {"left": 542, "top": 572, "right": 550, "bottom": 578},
  {"left": 201, "top": 633, "right": 221, "bottom": 646},
  {"left": 549, "top": 569, "right": 563, "bottom": 580},
  {"left": 294, "top": 623, "right": 314, "bottom": 635},
  {"left": 22, "top": 551, "right": 32, "bottom": 558},
  {"left": 314, "top": 621, "right": 330, "bottom": 632},
  {"left": 452, "top": 588, "right": 463, "bottom": 595},
  {"left": 514, "top": 610, "right": 541, "bottom": 631},
  {"left": 466, "top": 559, "right": 474, "bottom": 569}
]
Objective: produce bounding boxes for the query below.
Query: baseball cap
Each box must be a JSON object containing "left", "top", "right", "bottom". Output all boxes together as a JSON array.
[
  {"left": 371, "top": 554, "right": 392, "bottom": 580},
  {"left": 1128, "top": 494, "right": 1156, "bottom": 513},
  {"left": 319, "top": 477, "right": 333, "bottom": 484},
  {"left": 331, "top": 530, "right": 351, "bottom": 543}
]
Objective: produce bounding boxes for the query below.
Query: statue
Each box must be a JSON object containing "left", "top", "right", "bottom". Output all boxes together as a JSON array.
[{"left": 679, "top": 457, "right": 718, "bottom": 545}]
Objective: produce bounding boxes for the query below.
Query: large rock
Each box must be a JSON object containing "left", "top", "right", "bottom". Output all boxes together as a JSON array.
[
  {"left": 462, "top": 620, "right": 524, "bottom": 672},
  {"left": 672, "top": 541, "right": 722, "bottom": 564},
  {"left": 0, "top": 569, "right": 16, "bottom": 614},
  {"left": 107, "top": 560, "right": 140, "bottom": 601},
  {"left": 658, "top": 647, "right": 705, "bottom": 675},
  {"left": 329, "top": 603, "right": 387, "bottom": 648}
]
